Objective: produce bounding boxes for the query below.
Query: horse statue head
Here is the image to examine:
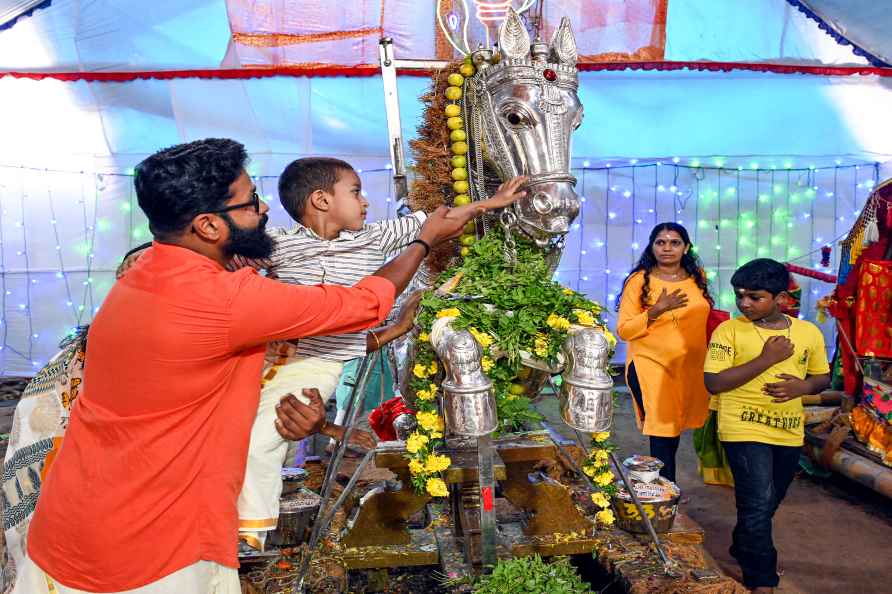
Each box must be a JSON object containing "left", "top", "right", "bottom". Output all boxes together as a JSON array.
[{"left": 463, "top": 9, "right": 583, "bottom": 247}]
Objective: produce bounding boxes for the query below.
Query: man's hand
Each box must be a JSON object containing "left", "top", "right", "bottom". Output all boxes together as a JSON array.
[
  {"left": 395, "top": 290, "right": 424, "bottom": 332},
  {"left": 321, "top": 424, "right": 378, "bottom": 451},
  {"left": 275, "top": 388, "right": 326, "bottom": 440},
  {"left": 418, "top": 205, "right": 482, "bottom": 247},
  {"left": 763, "top": 373, "right": 811, "bottom": 402},
  {"left": 366, "top": 289, "right": 425, "bottom": 352},
  {"left": 759, "top": 336, "right": 794, "bottom": 365}
]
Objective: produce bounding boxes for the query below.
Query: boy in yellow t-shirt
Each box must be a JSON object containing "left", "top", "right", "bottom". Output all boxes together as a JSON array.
[{"left": 704, "top": 259, "right": 830, "bottom": 594}]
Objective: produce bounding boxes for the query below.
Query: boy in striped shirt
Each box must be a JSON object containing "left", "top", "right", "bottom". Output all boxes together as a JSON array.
[{"left": 236, "top": 157, "right": 526, "bottom": 550}]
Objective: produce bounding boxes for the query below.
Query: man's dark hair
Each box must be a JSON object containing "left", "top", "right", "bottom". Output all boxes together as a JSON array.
[
  {"left": 134, "top": 138, "right": 248, "bottom": 236},
  {"left": 278, "top": 157, "right": 354, "bottom": 222},
  {"left": 731, "top": 258, "right": 790, "bottom": 296},
  {"left": 123, "top": 241, "right": 153, "bottom": 260}
]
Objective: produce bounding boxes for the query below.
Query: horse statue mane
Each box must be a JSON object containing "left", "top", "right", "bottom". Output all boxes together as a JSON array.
[{"left": 394, "top": 9, "right": 615, "bottom": 497}]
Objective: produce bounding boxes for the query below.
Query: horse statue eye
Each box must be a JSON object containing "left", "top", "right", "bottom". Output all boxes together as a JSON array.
[
  {"left": 506, "top": 112, "right": 522, "bottom": 126},
  {"left": 532, "top": 192, "right": 554, "bottom": 214}
]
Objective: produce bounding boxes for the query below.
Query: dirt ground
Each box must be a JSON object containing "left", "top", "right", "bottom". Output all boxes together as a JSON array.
[{"left": 538, "top": 392, "right": 892, "bottom": 594}]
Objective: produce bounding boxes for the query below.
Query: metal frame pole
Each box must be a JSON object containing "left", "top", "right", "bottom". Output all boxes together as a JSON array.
[
  {"left": 544, "top": 376, "right": 675, "bottom": 574},
  {"left": 379, "top": 38, "right": 409, "bottom": 202},
  {"left": 476, "top": 433, "right": 498, "bottom": 569},
  {"left": 294, "top": 351, "right": 380, "bottom": 593}
]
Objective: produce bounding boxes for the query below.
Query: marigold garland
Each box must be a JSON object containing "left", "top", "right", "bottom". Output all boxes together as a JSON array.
[
  {"left": 403, "top": 340, "right": 451, "bottom": 496},
  {"left": 584, "top": 431, "right": 618, "bottom": 527}
]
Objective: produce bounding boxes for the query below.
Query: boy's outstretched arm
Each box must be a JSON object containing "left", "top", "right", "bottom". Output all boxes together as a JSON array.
[
  {"left": 704, "top": 335, "right": 794, "bottom": 394},
  {"left": 447, "top": 176, "right": 528, "bottom": 221}
]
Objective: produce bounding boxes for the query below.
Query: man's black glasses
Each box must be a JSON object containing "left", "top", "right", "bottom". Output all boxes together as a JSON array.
[{"left": 210, "top": 190, "right": 261, "bottom": 214}]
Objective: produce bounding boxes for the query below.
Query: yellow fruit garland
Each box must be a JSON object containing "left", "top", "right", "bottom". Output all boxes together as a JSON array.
[
  {"left": 403, "top": 60, "right": 480, "bottom": 500},
  {"left": 443, "top": 57, "right": 480, "bottom": 259}
]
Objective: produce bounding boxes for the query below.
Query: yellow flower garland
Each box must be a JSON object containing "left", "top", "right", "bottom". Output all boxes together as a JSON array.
[
  {"left": 406, "top": 432, "right": 429, "bottom": 454},
  {"left": 533, "top": 333, "right": 550, "bottom": 358},
  {"left": 585, "top": 431, "right": 618, "bottom": 528},
  {"left": 424, "top": 453, "right": 452, "bottom": 473},
  {"left": 404, "top": 299, "right": 460, "bottom": 496},
  {"left": 469, "top": 326, "right": 494, "bottom": 348},
  {"left": 573, "top": 309, "right": 595, "bottom": 327},
  {"left": 436, "top": 307, "right": 461, "bottom": 319},
  {"left": 413, "top": 363, "right": 431, "bottom": 379},
  {"left": 546, "top": 313, "right": 571, "bottom": 330},
  {"left": 426, "top": 477, "right": 449, "bottom": 497}
]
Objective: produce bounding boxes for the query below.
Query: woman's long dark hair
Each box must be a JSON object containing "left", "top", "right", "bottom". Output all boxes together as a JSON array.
[{"left": 615, "top": 222, "right": 713, "bottom": 311}]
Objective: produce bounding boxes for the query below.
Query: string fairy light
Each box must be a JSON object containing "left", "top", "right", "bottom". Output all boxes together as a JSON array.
[
  {"left": 558, "top": 159, "right": 879, "bottom": 358},
  {"left": 0, "top": 159, "right": 881, "bottom": 372}
]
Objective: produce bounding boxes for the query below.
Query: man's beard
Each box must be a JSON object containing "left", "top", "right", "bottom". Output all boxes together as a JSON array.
[{"left": 221, "top": 213, "right": 275, "bottom": 260}]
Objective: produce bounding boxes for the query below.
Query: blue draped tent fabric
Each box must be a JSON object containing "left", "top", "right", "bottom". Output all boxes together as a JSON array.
[
  {"left": 784, "top": 0, "right": 892, "bottom": 67},
  {"left": 0, "top": 1, "right": 52, "bottom": 31}
]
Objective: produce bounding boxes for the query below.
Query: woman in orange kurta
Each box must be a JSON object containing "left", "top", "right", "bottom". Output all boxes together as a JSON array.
[{"left": 617, "top": 223, "right": 712, "bottom": 482}]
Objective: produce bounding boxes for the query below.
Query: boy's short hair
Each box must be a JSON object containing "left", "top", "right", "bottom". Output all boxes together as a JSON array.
[
  {"left": 278, "top": 157, "right": 354, "bottom": 222},
  {"left": 730, "top": 258, "right": 790, "bottom": 296}
]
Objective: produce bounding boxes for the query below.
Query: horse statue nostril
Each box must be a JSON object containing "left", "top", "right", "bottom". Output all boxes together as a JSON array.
[
  {"left": 548, "top": 216, "right": 569, "bottom": 233},
  {"left": 532, "top": 192, "right": 554, "bottom": 214}
]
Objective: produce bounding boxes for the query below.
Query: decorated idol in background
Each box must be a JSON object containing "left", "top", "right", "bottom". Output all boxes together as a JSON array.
[{"left": 437, "top": 1, "right": 544, "bottom": 58}]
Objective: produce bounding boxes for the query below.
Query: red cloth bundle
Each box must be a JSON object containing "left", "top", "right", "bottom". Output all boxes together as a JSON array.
[
  {"left": 706, "top": 308, "right": 730, "bottom": 343},
  {"left": 368, "top": 396, "right": 415, "bottom": 441}
]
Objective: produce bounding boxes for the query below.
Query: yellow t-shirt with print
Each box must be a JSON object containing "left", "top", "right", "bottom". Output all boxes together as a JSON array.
[{"left": 705, "top": 316, "right": 830, "bottom": 447}]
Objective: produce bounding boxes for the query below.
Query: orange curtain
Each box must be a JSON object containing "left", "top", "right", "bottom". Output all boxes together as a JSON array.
[{"left": 223, "top": 1, "right": 668, "bottom": 67}]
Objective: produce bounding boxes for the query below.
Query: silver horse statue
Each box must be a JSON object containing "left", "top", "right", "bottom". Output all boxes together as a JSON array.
[{"left": 397, "top": 9, "right": 613, "bottom": 439}]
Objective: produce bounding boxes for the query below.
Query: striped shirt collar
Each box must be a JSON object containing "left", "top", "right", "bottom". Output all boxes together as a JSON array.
[{"left": 280, "top": 221, "right": 363, "bottom": 242}]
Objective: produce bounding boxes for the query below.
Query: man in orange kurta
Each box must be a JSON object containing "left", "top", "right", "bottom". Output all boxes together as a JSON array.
[{"left": 21, "top": 139, "right": 482, "bottom": 593}]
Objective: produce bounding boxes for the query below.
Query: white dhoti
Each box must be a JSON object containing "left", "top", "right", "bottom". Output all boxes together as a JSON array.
[
  {"left": 237, "top": 342, "right": 342, "bottom": 550},
  {"left": 12, "top": 557, "right": 240, "bottom": 594}
]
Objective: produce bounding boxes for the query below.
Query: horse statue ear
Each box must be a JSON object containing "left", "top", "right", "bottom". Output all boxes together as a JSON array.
[
  {"left": 498, "top": 7, "right": 531, "bottom": 61},
  {"left": 550, "top": 16, "right": 577, "bottom": 66}
]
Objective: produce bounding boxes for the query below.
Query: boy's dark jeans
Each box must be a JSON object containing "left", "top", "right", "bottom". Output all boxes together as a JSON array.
[{"left": 722, "top": 441, "right": 800, "bottom": 589}]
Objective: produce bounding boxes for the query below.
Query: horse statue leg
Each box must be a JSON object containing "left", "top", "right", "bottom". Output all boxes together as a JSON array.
[
  {"left": 498, "top": 327, "right": 614, "bottom": 537},
  {"left": 558, "top": 328, "right": 615, "bottom": 433},
  {"left": 429, "top": 316, "right": 500, "bottom": 565},
  {"left": 430, "top": 316, "right": 497, "bottom": 437}
]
